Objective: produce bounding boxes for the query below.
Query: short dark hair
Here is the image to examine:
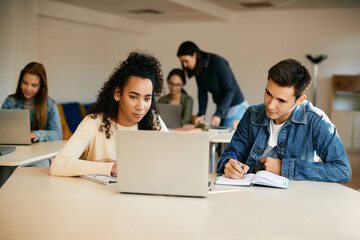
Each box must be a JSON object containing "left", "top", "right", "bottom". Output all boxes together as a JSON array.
[
  {"left": 268, "top": 59, "right": 312, "bottom": 99},
  {"left": 176, "top": 41, "right": 204, "bottom": 77},
  {"left": 167, "top": 68, "right": 189, "bottom": 95},
  {"left": 167, "top": 68, "right": 186, "bottom": 85},
  {"left": 89, "top": 51, "right": 164, "bottom": 138}
]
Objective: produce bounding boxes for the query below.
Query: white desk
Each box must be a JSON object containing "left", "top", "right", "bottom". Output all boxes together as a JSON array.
[
  {"left": 209, "top": 131, "right": 234, "bottom": 173},
  {"left": 1, "top": 168, "right": 359, "bottom": 240},
  {"left": 0, "top": 140, "right": 66, "bottom": 167}
]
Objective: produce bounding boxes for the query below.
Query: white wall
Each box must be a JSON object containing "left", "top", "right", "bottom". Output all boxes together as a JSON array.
[
  {"left": 36, "top": 0, "right": 149, "bottom": 103},
  {"left": 144, "top": 8, "right": 360, "bottom": 120},
  {"left": 0, "top": 0, "right": 38, "bottom": 105},
  {"left": 38, "top": 17, "right": 143, "bottom": 103},
  {"left": 0, "top": 0, "right": 147, "bottom": 105},
  {"left": 1, "top": 1, "right": 359, "bottom": 121}
]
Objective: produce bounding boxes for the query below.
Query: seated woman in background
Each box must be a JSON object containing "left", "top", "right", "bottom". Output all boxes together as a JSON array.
[
  {"left": 50, "top": 51, "right": 168, "bottom": 177},
  {"left": 0, "top": 62, "right": 62, "bottom": 187},
  {"left": 158, "top": 68, "right": 193, "bottom": 125},
  {"left": 1, "top": 62, "right": 62, "bottom": 142}
]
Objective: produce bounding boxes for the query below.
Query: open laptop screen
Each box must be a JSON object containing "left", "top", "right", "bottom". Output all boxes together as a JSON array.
[
  {"left": 157, "top": 103, "right": 182, "bottom": 129},
  {"left": 0, "top": 109, "right": 31, "bottom": 145},
  {"left": 116, "top": 130, "right": 210, "bottom": 197}
]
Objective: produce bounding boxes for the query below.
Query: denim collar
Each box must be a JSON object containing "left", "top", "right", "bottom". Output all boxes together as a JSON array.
[
  {"left": 14, "top": 98, "right": 26, "bottom": 109},
  {"left": 291, "top": 102, "right": 308, "bottom": 125},
  {"left": 252, "top": 101, "right": 308, "bottom": 127}
]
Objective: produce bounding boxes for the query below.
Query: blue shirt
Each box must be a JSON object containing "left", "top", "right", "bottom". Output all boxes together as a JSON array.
[
  {"left": 218, "top": 100, "right": 351, "bottom": 183},
  {"left": 1, "top": 97, "right": 62, "bottom": 142}
]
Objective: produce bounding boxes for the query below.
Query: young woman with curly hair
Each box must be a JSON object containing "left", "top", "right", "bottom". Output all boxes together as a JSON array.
[{"left": 50, "top": 52, "right": 168, "bottom": 177}]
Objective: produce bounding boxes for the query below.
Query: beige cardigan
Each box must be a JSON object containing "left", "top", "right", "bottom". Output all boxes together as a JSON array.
[{"left": 50, "top": 114, "right": 168, "bottom": 176}]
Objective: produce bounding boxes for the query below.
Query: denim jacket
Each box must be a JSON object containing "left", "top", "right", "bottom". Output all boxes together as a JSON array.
[
  {"left": 1, "top": 97, "right": 62, "bottom": 142},
  {"left": 218, "top": 100, "right": 351, "bottom": 183}
]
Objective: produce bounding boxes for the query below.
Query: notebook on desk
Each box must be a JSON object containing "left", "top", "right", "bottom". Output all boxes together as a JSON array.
[
  {"left": 157, "top": 103, "right": 182, "bottom": 128},
  {"left": 0, "top": 109, "right": 31, "bottom": 145},
  {"left": 116, "top": 130, "right": 210, "bottom": 197}
]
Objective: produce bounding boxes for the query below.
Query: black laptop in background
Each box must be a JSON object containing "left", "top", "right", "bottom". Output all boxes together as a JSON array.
[
  {"left": 157, "top": 103, "right": 182, "bottom": 129},
  {"left": 0, "top": 146, "right": 16, "bottom": 156},
  {"left": 0, "top": 109, "right": 32, "bottom": 145}
]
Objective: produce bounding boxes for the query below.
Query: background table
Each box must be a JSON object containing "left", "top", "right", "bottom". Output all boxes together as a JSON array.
[
  {"left": 1, "top": 168, "right": 359, "bottom": 240},
  {"left": 209, "top": 131, "right": 234, "bottom": 173},
  {"left": 0, "top": 140, "right": 66, "bottom": 167}
]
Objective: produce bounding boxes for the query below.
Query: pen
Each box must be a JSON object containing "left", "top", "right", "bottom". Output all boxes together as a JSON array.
[{"left": 230, "top": 151, "right": 245, "bottom": 174}]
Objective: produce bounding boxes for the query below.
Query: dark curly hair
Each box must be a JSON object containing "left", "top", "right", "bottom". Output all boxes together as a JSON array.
[{"left": 88, "top": 51, "right": 164, "bottom": 138}]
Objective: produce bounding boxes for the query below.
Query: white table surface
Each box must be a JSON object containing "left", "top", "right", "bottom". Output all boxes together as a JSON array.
[
  {"left": 0, "top": 140, "right": 66, "bottom": 166},
  {"left": 1, "top": 168, "right": 359, "bottom": 240},
  {"left": 209, "top": 131, "right": 234, "bottom": 143}
]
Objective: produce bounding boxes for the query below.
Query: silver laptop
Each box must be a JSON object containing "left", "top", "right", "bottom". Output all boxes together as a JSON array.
[
  {"left": 0, "top": 109, "right": 31, "bottom": 145},
  {"left": 157, "top": 103, "right": 182, "bottom": 128},
  {"left": 0, "top": 146, "right": 16, "bottom": 156},
  {"left": 116, "top": 130, "right": 209, "bottom": 197}
]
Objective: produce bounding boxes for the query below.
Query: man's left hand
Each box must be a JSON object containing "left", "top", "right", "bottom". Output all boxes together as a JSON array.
[{"left": 260, "top": 157, "right": 282, "bottom": 175}]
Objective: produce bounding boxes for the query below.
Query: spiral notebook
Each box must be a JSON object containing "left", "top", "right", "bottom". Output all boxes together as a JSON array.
[{"left": 80, "top": 175, "right": 117, "bottom": 185}]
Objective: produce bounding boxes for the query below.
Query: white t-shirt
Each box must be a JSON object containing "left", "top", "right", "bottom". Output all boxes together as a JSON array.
[
  {"left": 268, "top": 120, "right": 285, "bottom": 147},
  {"left": 254, "top": 120, "right": 286, "bottom": 172}
]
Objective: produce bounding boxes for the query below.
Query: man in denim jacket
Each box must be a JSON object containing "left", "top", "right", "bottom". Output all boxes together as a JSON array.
[{"left": 218, "top": 59, "right": 351, "bottom": 183}]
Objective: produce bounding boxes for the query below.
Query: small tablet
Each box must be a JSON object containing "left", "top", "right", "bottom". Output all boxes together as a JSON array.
[{"left": 0, "top": 146, "right": 16, "bottom": 156}]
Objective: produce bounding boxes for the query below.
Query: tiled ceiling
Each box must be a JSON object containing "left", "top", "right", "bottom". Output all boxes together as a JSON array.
[{"left": 49, "top": 0, "right": 360, "bottom": 22}]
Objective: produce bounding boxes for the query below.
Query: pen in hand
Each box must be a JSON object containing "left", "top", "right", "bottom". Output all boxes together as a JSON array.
[{"left": 230, "top": 151, "right": 245, "bottom": 175}]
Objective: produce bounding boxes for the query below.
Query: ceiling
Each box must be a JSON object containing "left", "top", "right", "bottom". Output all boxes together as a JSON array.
[{"left": 49, "top": 0, "right": 360, "bottom": 22}]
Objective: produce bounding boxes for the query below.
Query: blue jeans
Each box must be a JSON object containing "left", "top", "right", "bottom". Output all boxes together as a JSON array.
[{"left": 221, "top": 100, "right": 249, "bottom": 128}]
